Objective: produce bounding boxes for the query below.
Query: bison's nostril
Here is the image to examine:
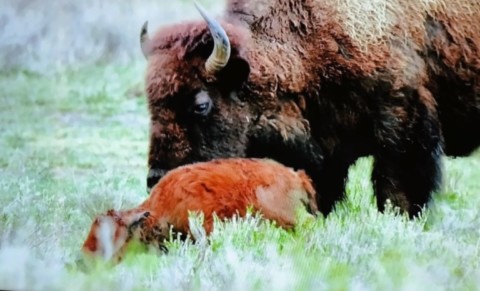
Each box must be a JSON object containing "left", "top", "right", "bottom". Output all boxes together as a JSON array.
[{"left": 147, "top": 168, "right": 167, "bottom": 192}]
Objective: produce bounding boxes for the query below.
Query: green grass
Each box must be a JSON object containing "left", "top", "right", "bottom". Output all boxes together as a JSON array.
[{"left": 0, "top": 63, "right": 479, "bottom": 291}]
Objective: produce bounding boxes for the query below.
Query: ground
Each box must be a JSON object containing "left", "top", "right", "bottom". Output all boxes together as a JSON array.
[
  {"left": 0, "top": 63, "right": 479, "bottom": 290},
  {"left": 1, "top": 0, "right": 480, "bottom": 290}
]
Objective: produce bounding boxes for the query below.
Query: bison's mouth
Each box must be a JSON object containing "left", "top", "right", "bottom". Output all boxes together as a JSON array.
[{"left": 146, "top": 168, "right": 168, "bottom": 192}]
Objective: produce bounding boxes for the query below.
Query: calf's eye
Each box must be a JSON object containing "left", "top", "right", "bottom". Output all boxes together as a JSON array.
[{"left": 193, "top": 91, "right": 213, "bottom": 116}]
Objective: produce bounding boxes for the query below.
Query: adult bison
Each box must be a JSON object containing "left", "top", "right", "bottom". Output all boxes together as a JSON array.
[{"left": 140, "top": 0, "right": 480, "bottom": 217}]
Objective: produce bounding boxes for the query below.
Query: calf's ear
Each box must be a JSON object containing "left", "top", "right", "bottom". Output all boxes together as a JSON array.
[
  {"left": 216, "top": 57, "right": 250, "bottom": 90},
  {"left": 122, "top": 210, "right": 151, "bottom": 227}
]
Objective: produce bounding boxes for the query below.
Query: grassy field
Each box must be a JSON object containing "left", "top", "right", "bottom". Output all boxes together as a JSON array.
[
  {"left": 1, "top": 0, "right": 480, "bottom": 290},
  {"left": 1, "top": 63, "right": 479, "bottom": 290}
]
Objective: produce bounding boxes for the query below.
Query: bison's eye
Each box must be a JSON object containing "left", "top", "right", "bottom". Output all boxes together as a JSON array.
[{"left": 193, "top": 91, "right": 212, "bottom": 116}]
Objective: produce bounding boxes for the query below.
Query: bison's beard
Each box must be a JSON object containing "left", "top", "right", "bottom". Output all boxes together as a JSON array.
[
  {"left": 246, "top": 126, "right": 325, "bottom": 191},
  {"left": 147, "top": 168, "right": 168, "bottom": 193}
]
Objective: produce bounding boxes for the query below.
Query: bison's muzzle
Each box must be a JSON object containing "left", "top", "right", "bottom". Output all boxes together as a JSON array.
[{"left": 147, "top": 168, "right": 167, "bottom": 192}]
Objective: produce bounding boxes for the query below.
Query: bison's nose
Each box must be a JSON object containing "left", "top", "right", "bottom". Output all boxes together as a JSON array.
[{"left": 147, "top": 168, "right": 167, "bottom": 193}]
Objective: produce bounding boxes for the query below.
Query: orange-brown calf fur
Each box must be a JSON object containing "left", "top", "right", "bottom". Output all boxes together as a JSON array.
[{"left": 82, "top": 158, "right": 317, "bottom": 262}]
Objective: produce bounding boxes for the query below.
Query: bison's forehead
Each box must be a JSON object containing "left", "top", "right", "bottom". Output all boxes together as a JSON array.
[
  {"left": 147, "top": 20, "right": 250, "bottom": 57},
  {"left": 144, "top": 19, "right": 251, "bottom": 103},
  {"left": 145, "top": 53, "right": 204, "bottom": 103}
]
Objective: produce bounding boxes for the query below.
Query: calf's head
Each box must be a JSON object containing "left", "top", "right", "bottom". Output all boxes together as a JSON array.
[{"left": 82, "top": 209, "right": 150, "bottom": 262}]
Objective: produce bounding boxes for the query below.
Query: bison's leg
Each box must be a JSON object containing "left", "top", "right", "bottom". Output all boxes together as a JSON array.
[
  {"left": 437, "top": 84, "right": 480, "bottom": 156},
  {"left": 372, "top": 147, "right": 442, "bottom": 217},
  {"left": 372, "top": 87, "right": 443, "bottom": 217},
  {"left": 316, "top": 141, "right": 371, "bottom": 215}
]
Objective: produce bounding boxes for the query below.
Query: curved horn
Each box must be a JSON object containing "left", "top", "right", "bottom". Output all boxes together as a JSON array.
[
  {"left": 140, "top": 21, "right": 150, "bottom": 59},
  {"left": 194, "top": 1, "right": 231, "bottom": 74}
]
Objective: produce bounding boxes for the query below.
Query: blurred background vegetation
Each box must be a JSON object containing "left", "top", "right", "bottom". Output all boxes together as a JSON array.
[{"left": 0, "top": 0, "right": 223, "bottom": 73}]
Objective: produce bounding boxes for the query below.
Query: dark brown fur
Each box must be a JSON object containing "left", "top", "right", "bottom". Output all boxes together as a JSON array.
[{"left": 144, "top": 0, "right": 480, "bottom": 217}]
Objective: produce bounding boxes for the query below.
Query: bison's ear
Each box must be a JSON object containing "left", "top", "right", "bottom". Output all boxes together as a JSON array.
[{"left": 216, "top": 57, "right": 250, "bottom": 90}]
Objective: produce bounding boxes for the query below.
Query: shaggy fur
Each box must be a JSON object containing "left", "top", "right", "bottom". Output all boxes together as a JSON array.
[
  {"left": 82, "top": 158, "right": 318, "bottom": 262},
  {"left": 144, "top": 0, "right": 480, "bottom": 217}
]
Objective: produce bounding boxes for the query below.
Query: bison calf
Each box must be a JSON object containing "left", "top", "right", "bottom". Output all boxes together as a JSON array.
[{"left": 82, "top": 158, "right": 318, "bottom": 262}]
